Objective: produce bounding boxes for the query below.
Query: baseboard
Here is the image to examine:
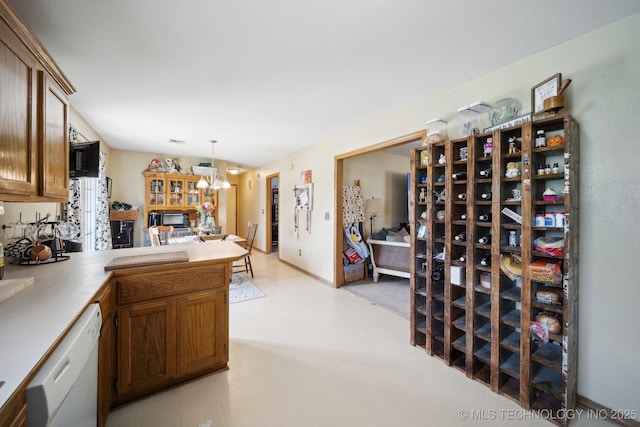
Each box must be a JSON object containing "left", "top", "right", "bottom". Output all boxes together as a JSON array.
[
  {"left": 577, "top": 395, "right": 640, "bottom": 427},
  {"left": 278, "top": 258, "right": 334, "bottom": 286}
]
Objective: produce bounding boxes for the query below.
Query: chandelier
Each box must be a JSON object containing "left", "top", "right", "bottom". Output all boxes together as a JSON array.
[{"left": 197, "top": 140, "right": 230, "bottom": 190}]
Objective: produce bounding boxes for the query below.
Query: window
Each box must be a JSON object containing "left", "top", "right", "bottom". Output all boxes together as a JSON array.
[{"left": 79, "top": 177, "right": 98, "bottom": 251}]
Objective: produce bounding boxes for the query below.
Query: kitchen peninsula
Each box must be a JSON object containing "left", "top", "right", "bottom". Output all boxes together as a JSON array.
[{"left": 0, "top": 241, "right": 247, "bottom": 426}]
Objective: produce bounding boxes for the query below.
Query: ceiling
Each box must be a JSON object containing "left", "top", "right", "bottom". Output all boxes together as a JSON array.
[{"left": 7, "top": 1, "right": 640, "bottom": 168}]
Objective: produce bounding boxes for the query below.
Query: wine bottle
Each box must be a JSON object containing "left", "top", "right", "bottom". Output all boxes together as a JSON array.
[
  {"left": 459, "top": 254, "right": 467, "bottom": 262},
  {"left": 479, "top": 168, "right": 492, "bottom": 178},
  {"left": 454, "top": 232, "right": 466, "bottom": 241},
  {"left": 452, "top": 171, "right": 467, "bottom": 180},
  {"left": 458, "top": 193, "right": 467, "bottom": 200},
  {"left": 431, "top": 264, "right": 445, "bottom": 281},
  {"left": 480, "top": 192, "right": 492, "bottom": 200},
  {"left": 480, "top": 256, "right": 490, "bottom": 266},
  {"left": 478, "top": 235, "right": 491, "bottom": 244},
  {"left": 478, "top": 213, "right": 491, "bottom": 222},
  {"left": 460, "top": 213, "right": 467, "bottom": 220}
]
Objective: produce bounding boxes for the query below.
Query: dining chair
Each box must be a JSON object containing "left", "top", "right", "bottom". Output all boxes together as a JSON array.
[
  {"left": 233, "top": 222, "right": 258, "bottom": 277},
  {"left": 148, "top": 225, "right": 174, "bottom": 246}
]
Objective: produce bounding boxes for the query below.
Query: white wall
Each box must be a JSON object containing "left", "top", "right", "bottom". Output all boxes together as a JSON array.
[
  {"left": 244, "top": 14, "right": 640, "bottom": 412},
  {"left": 343, "top": 151, "right": 410, "bottom": 236}
]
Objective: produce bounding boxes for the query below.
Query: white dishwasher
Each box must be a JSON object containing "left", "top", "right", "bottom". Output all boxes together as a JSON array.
[{"left": 27, "top": 303, "right": 102, "bottom": 427}]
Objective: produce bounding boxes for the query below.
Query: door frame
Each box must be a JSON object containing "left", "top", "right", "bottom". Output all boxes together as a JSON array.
[
  {"left": 229, "top": 184, "right": 238, "bottom": 235},
  {"left": 334, "top": 130, "right": 425, "bottom": 287},
  {"left": 265, "top": 173, "right": 279, "bottom": 255}
]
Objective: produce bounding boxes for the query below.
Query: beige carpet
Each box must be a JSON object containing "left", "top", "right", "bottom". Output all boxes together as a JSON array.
[{"left": 340, "top": 274, "right": 410, "bottom": 320}]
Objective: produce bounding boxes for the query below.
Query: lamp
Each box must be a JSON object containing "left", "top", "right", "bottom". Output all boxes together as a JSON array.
[
  {"left": 365, "top": 197, "right": 382, "bottom": 237},
  {"left": 196, "top": 176, "right": 208, "bottom": 189},
  {"left": 197, "top": 140, "right": 231, "bottom": 190},
  {"left": 227, "top": 167, "right": 240, "bottom": 175}
]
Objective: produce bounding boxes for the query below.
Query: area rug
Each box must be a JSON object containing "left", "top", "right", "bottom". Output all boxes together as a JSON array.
[
  {"left": 229, "top": 273, "right": 265, "bottom": 304},
  {"left": 341, "top": 275, "right": 410, "bottom": 320}
]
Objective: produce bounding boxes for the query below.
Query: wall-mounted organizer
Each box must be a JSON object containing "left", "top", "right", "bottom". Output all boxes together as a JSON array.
[{"left": 410, "top": 114, "right": 579, "bottom": 426}]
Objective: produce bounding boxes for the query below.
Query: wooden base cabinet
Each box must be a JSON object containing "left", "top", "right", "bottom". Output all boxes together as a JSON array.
[
  {"left": 96, "top": 282, "right": 116, "bottom": 427},
  {"left": 0, "top": 398, "right": 27, "bottom": 427},
  {"left": 177, "top": 290, "right": 228, "bottom": 377},
  {"left": 117, "top": 299, "right": 178, "bottom": 397},
  {"left": 112, "top": 263, "right": 229, "bottom": 405},
  {"left": 411, "top": 114, "right": 579, "bottom": 426}
]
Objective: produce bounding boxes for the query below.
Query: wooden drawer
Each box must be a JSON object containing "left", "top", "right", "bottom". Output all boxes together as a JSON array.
[{"left": 117, "top": 264, "right": 226, "bottom": 305}]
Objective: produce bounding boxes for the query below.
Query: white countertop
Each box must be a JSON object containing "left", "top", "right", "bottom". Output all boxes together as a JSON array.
[{"left": 0, "top": 241, "right": 247, "bottom": 409}]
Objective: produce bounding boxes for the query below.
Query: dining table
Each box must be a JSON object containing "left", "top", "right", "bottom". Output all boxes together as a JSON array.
[{"left": 167, "top": 234, "right": 247, "bottom": 245}]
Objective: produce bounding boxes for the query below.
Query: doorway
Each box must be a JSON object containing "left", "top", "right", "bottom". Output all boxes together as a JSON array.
[
  {"left": 334, "top": 131, "right": 425, "bottom": 287},
  {"left": 266, "top": 173, "right": 279, "bottom": 255}
]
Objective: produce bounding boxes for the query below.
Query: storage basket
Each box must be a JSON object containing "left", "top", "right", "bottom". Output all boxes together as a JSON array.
[
  {"left": 110, "top": 210, "right": 139, "bottom": 221},
  {"left": 191, "top": 166, "right": 216, "bottom": 176},
  {"left": 343, "top": 262, "right": 365, "bottom": 283}
]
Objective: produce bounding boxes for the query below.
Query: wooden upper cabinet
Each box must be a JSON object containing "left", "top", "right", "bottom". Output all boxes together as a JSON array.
[
  {"left": 0, "top": 17, "right": 38, "bottom": 196},
  {"left": 0, "top": 1, "right": 75, "bottom": 201},
  {"left": 39, "top": 71, "right": 69, "bottom": 199}
]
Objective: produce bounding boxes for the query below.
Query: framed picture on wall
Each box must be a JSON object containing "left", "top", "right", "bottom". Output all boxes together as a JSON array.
[{"left": 531, "top": 73, "right": 562, "bottom": 116}]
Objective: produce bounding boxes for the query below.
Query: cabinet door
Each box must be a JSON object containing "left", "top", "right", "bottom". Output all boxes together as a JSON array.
[
  {"left": 117, "top": 300, "right": 177, "bottom": 397},
  {"left": 6, "top": 404, "right": 26, "bottom": 427},
  {"left": 147, "top": 177, "right": 166, "bottom": 207},
  {"left": 167, "top": 178, "right": 186, "bottom": 207},
  {"left": 0, "top": 399, "right": 27, "bottom": 427},
  {"left": 39, "top": 71, "right": 69, "bottom": 199},
  {"left": 201, "top": 187, "right": 217, "bottom": 208},
  {"left": 0, "top": 21, "right": 38, "bottom": 196},
  {"left": 177, "top": 289, "right": 228, "bottom": 376},
  {"left": 186, "top": 178, "right": 201, "bottom": 207},
  {"left": 97, "top": 283, "right": 116, "bottom": 427}
]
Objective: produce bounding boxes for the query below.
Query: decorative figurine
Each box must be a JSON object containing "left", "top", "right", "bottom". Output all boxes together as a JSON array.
[
  {"left": 419, "top": 188, "right": 427, "bottom": 203},
  {"left": 459, "top": 147, "right": 468, "bottom": 161},
  {"left": 505, "top": 161, "right": 521, "bottom": 178},
  {"left": 438, "top": 153, "right": 446, "bottom": 164},
  {"left": 483, "top": 138, "right": 493, "bottom": 157},
  {"left": 148, "top": 158, "right": 161, "bottom": 171},
  {"left": 165, "top": 158, "right": 178, "bottom": 174},
  {"left": 508, "top": 136, "right": 521, "bottom": 154}
]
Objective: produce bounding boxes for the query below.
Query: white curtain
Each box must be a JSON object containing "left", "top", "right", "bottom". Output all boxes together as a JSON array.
[
  {"left": 95, "top": 151, "right": 112, "bottom": 250},
  {"left": 66, "top": 179, "right": 83, "bottom": 241}
]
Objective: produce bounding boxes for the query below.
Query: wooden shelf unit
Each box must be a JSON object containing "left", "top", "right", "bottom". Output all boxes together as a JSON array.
[
  {"left": 410, "top": 114, "right": 579, "bottom": 425},
  {"left": 142, "top": 171, "right": 218, "bottom": 228}
]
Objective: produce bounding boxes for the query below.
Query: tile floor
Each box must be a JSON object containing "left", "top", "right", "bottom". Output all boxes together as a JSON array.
[{"left": 106, "top": 251, "right": 611, "bottom": 427}]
